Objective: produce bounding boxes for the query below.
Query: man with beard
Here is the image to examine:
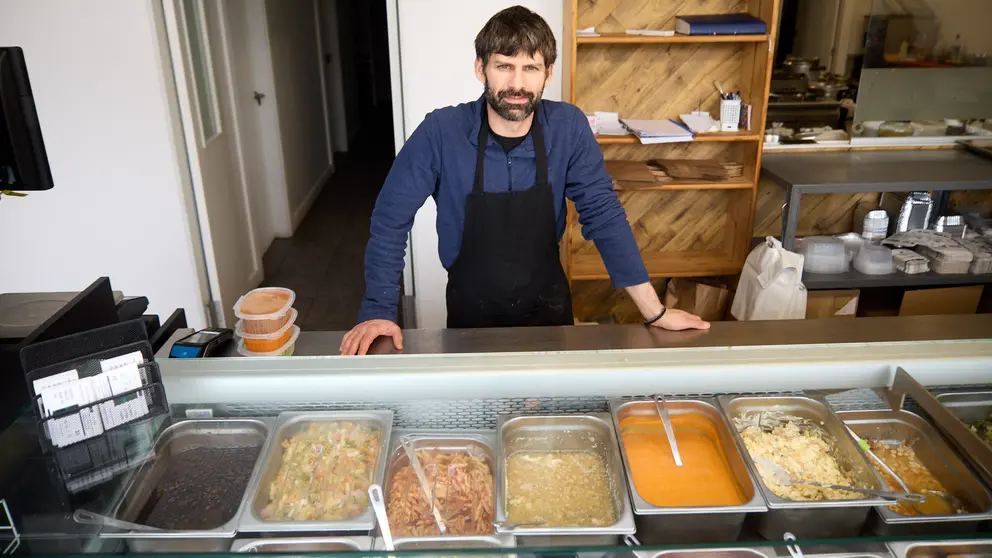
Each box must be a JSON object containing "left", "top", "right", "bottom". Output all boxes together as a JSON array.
[{"left": 341, "top": 6, "right": 708, "bottom": 355}]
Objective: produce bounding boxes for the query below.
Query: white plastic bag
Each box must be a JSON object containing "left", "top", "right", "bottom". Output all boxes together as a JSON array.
[{"left": 731, "top": 237, "right": 808, "bottom": 321}]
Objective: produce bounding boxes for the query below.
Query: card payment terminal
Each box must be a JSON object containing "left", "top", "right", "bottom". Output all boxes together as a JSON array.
[{"left": 169, "top": 328, "right": 234, "bottom": 358}]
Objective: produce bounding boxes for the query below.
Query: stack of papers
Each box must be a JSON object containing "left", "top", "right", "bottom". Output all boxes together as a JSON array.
[
  {"left": 577, "top": 27, "right": 600, "bottom": 37},
  {"left": 625, "top": 29, "right": 675, "bottom": 37},
  {"left": 594, "top": 111, "right": 628, "bottom": 136},
  {"left": 621, "top": 118, "right": 694, "bottom": 144}
]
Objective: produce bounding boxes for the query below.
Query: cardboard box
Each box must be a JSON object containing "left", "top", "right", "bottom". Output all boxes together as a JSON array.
[
  {"left": 899, "top": 285, "right": 984, "bottom": 316},
  {"left": 806, "top": 290, "right": 860, "bottom": 319},
  {"left": 664, "top": 278, "right": 731, "bottom": 322}
]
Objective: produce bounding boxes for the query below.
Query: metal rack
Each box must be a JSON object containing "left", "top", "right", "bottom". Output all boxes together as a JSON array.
[{"left": 761, "top": 149, "right": 992, "bottom": 290}]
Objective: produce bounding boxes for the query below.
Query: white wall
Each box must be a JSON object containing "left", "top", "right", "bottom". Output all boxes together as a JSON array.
[
  {"left": 264, "top": 0, "right": 334, "bottom": 229},
  {"left": 395, "top": 0, "right": 564, "bottom": 329},
  {"left": 318, "top": 0, "right": 350, "bottom": 152},
  {"left": 0, "top": 0, "right": 208, "bottom": 328}
]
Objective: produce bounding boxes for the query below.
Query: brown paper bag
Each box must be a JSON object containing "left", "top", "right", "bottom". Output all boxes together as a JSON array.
[{"left": 664, "top": 278, "right": 731, "bottom": 322}]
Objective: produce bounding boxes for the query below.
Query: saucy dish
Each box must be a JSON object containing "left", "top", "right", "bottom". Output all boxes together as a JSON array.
[
  {"left": 261, "top": 421, "right": 381, "bottom": 521},
  {"left": 386, "top": 449, "right": 494, "bottom": 536},
  {"left": 734, "top": 412, "right": 859, "bottom": 501},
  {"left": 619, "top": 414, "right": 746, "bottom": 507},
  {"left": 505, "top": 451, "right": 615, "bottom": 527},
  {"left": 869, "top": 440, "right": 971, "bottom": 516}
]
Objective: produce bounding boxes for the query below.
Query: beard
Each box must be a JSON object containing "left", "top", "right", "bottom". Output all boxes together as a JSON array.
[{"left": 484, "top": 78, "right": 543, "bottom": 122}]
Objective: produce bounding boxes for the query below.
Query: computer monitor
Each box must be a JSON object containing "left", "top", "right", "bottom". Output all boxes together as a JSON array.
[{"left": 0, "top": 46, "right": 53, "bottom": 191}]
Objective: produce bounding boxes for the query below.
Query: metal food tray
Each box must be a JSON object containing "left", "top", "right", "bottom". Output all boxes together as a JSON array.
[
  {"left": 630, "top": 548, "right": 777, "bottom": 558},
  {"left": 101, "top": 418, "right": 273, "bottom": 552},
  {"left": 839, "top": 410, "right": 992, "bottom": 535},
  {"left": 237, "top": 410, "right": 393, "bottom": 533},
  {"left": 886, "top": 370, "right": 992, "bottom": 489},
  {"left": 494, "top": 413, "right": 635, "bottom": 540},
  {"left": 383, "top": 429, "right": 497, "bottom": 538},
  {"left": 375, "top": 535, "right": 516, "bottom": 556},
  {"left": 888, "top": 539, "right": 992, "bottom": 558},
  {"left": 608, "top": 398, "right": 766, "bottom": 545},
  {"left": 230, "top": 536, "right": 373, "bottom": 552},
  {"left": 717, "top": 395, "right": 886, "bottom": 539},
  {"left": 933, "top": 391, "right": 992, "bottom": 487}
]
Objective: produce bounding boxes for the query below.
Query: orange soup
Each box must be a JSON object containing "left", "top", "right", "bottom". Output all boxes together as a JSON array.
[{"left": 619, "top": 414, "right": 746, "bottom": 507}]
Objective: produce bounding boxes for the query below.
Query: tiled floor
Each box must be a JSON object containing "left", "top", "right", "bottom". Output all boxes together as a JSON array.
[{"left": 260, "top": 153, "right": 393, "bottom": 332}]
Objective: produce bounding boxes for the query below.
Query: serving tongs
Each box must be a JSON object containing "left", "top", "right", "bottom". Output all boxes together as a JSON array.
[
  {"left": 752, "top": 454, "right": 926, "bottom": 503},
  {"left": 654, "top": 394, "right": 683, "bottom": 467},
  {"left": 400, "top": 436, "right": 448, "bottom": 535},
  {"left": 843, "top": 425, "right": 962, "bottom": 514}
]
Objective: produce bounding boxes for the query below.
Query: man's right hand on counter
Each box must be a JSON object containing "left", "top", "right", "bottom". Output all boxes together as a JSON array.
[{"left": 339, "top": 319, "right": 403, "bottom": 355}]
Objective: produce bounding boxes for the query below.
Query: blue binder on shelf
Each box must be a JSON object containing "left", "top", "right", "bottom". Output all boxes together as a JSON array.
[{"left": 675, "top": 14, "right": 767, "bottom": 36}]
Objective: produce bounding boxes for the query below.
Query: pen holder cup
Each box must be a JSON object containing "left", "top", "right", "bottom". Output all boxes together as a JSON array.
[{"left": 720, "top": 99, "right": 742, "bottom": 132}]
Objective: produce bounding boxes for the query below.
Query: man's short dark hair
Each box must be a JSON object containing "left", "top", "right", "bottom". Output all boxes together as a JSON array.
[{"left": 475, "top": 6, "right": 557, "bottom": 68}]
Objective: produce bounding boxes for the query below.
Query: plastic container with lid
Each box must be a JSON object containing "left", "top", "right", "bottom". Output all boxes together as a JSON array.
[
  {"left": 853, "top": 244, "right": 895, "bottom": 275},
  {"left": 237, "top": 325, "right": 300, "bottom": 357},
  {"left": 236, "top": 308, "right": 298, "bottom": 353},
  {"left": 800, "top": 236, "right": 849, "bottom": 274},
  {"left": 233, "top": 287, "right": 296, "bottom": 334}
]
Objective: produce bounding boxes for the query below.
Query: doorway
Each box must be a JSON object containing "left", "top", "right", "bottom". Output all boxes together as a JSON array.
[
  {"left": 258, "top": 0, "right": 395, "bottom": 332},
  {"left": 165, "top": 0, "right": 396, "bottom": 331}
]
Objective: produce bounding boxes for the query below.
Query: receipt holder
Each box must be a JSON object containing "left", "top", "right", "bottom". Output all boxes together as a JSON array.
[{"left": 22, "top": 337, "right": 170, "bottom": 492}]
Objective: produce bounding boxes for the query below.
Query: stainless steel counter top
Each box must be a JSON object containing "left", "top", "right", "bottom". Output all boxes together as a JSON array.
[
  {"left": 197, "top": 314, "right": 992, "bottom": 357},
  {"left": 157, "top": 314, "right": 992, "bottom": 405}
]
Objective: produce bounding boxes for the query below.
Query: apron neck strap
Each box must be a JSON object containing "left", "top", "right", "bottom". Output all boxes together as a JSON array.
[{"left": 473, "top": 103, "right": 548, "bottom": 195}]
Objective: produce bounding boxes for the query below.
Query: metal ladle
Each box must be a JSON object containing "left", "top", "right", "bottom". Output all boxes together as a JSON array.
[
  {"left": 654, "top": 395, "right": 682, "bottom": 467},
  {"left": 752, "top": 455, "right": 926, "bottom": 503},
  {"left": 73, "top": 509, "right": 163, "bottom": 532},
  {"left": 368, "top": 484, "right": 394, "bottom": 551}
]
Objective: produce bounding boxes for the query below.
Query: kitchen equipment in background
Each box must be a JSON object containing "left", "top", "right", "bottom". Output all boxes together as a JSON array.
[
  {"left": 892, "top": 249, "right": 930, "bottom": 274},
  {"left": 836, "top": 233, "right": 866, "bottom": 263},
  {"left": 910, "top": 121, "right": 949, "bottom": 137},
  {"left": 896, "top": 193, "right": 934, "bottom": 232},
  {"left": 808, "top": 80, "right": 848, "bottom": 101},
  {"left": 878, "top": 122, "right": 914, "bottom": 138},
  {"left": 863, "top": 210, "right": 890, "bottom": 242},
  {"left": 853, "top": 245, "right": 896, "bottom": 275},
  {"left": 783, "top": 56, "right": 817, "bottom": 76},
  {"left": 958, "top": 237, "right": 992, "bottom": 274},
  {"left": 801, "top": 237, "right": 849, "bottom": 274},
  {"left": 853, "top": 121, "right": 884, "bottom": 137},
  {"left": 916, "top": 244, "right": 974, "bottom": 275},
  {"left": 934, "top": 216, "right": 967, "bottom": 238},
  {"left": 958, "top": 138, "right": 992, "bottom": 161}
]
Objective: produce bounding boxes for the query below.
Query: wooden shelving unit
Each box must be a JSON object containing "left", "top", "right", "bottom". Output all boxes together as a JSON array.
[{"left": 562, "top": 0, "right": 780, "bottom": 319}]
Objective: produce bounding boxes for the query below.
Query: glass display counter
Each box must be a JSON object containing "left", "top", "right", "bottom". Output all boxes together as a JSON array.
[{"left": 1, "top": 315, "right": 991, "bottom": 556}]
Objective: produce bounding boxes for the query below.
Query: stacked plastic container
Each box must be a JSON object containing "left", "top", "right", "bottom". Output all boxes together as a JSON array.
[
  {"left": 233, "top": 287, "right": 300, "bottom": 357},
  {"left": 800, "top": 237, "right": 849, "bottom": 274}
]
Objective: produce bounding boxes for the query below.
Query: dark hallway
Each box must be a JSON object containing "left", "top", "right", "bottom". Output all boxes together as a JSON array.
[{"left": 259, "top": 0, "right": 395, "bottom": 332}]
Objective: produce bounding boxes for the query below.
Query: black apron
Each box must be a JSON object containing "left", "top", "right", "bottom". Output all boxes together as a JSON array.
[{"left": 445, "top": 106, "right": 573, "bottom": 329}]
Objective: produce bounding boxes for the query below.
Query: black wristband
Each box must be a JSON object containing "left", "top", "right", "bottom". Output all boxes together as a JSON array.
[{"left": 644, "top": 306, "right": 667, "bottom": 326}]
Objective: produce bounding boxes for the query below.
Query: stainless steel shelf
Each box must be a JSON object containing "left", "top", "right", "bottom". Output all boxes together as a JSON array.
[
  {"left": 760, "top": 150, "right": 992, "bottom": 250},
  {"left": 802, "top": 270, "right": 992, "bottom": 290}
]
